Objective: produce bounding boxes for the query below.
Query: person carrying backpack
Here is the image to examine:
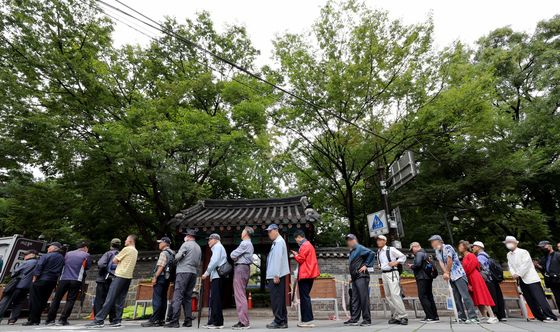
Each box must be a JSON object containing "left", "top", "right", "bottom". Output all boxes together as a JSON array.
[
  {"left": 471, "top": 241, "right": 506, "bottom": 321},
  {"left": 377, "top": 235, "right": 408, "bottom": 326},
  {"left": 141, "top": 237, "right": 175, "bottom": 327},
  {"left": 408, "top": 242, "right": 439, "bottom": 323},
  {"left": 93, "top": 238, "right": 121, "bottom": 324}
]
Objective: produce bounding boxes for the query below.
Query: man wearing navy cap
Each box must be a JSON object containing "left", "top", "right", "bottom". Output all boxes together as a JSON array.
[
  {"left": 46, "top": 241, "right": 91, "bottom": 326},
  {"left": 142, "top": 237, "right": 175, "bottom": 327},
  {"left": 344, "top": 234, "right": 375, "bottom": 326},
  {"left": 265, "top": 224, "right": 289, "bottom": 329},
  {"left": 24, "top": 242, "right": 65, "bottom": 326}
]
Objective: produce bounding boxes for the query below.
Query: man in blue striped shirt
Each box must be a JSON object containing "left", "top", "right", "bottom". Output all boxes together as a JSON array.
[{"left": 265, "top": 224, "right": 289, "bottom": 329}]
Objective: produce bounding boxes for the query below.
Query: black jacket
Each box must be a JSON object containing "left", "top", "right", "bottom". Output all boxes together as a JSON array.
[
  {"left": 539, "top": 251, "right": 560, "bottom": 287},
  {"left": 411, "top": 249, "right": 431, "bottom": 280}
]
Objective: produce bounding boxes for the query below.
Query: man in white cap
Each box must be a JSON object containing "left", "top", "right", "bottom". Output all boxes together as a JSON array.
[
  {"left": 471, "top": 241, "right": 506, "bottom": 321},
  {"left": 202, "top": 233, "right": 227, "bottom": 329},
  {"left": 265, "top": 224, "right": 289, "bottom": 329},
  {"left": 505, "top": 236, "right": 557, "bottom": 323},
  {"left": 377, "top": 235, "right": 408, "bottom": 325}
]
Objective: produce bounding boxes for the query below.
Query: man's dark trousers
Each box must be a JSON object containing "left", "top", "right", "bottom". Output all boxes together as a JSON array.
[
  {"left": 487, "top": 280, "right": 506, "bottom": 319},
  {"left": 168, "top": 272, "right": 197, "bottom": 324},
  {"left": 550, "top": 283, "right": 560, "bottom": 310},
  {"left": 28, "top": 279, "right": 58, "bottom": 324},
  {"left": 149, "top": 276, "right": 170, "bottom": 323},
  {"left": 46, "top": 280, "right": 82, "bottom": 323},
  {"left": 94, "top": 279, "right": 116, "bottom": 322},
  {"left": 268, "top": 276, "right": 288, "bottom": 325},
  {"left": 519, "top": 280, "right": 556, "bottom": 321},
  {"left": 208, "top": 278, "right": 224, "bottom": 326},
  {"left": 298, "top": 279, "right": 314, "bottom": 323},
  {"left": 94, "top": 277, "right": 131, "bottom": 324},
  {"left": 350, "top": 277, "right": 371, "bottom": 323},
  {"left": 416, "top": 278, "right": 438, "bottom": 320}
]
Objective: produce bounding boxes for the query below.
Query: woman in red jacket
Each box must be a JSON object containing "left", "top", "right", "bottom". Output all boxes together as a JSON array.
[
  {"left": 458, "top": 240, "right": 498, "bottom": 324},
  {"left": 291, "top": 230, "right": 320, "bottom": 328}
]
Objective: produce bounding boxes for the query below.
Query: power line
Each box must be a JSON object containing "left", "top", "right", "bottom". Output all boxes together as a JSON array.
[{"left": 95, "top": 0, "right": 394, "bottom": 143}]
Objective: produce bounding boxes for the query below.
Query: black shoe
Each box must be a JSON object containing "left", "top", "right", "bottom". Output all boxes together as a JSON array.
[
  {"left": 45, "top": 320, "right": 56, "bottom": 326},
  {"left": 107, "top": 321, "right": 122, "bottom": 328},
  {"left": 85, "top": 321, "right": 105, "bottom": 328},
  {"left": 183, "top": 320, "right": 192, "bottom": 327},
  {"left": 359, "top": 321, "right": 371, "bottom": 326},
  {"left": 22, "top": 321, "right": 39, "bottom": 326},
  {"left": 266, "top": 322, "right": 288, "bottom": 329},
  {"left": 425, "top": 319, "right": 438, "bottom": 323},
  {"left": 343, "top": 320, "right": 359, "bottom": 326},
  {"left": 56, "top": 320, "right": 70, "bottom": 326},
  {"left": 232, "top": 322, "right": 250, "bottom": 330},
  {"left": 399, "top": 318, "right": 408, "bottom": 325},
  {"left": 388, "top": 318, "right": 400, "bottom": 324},
  {"left": 141, "top": 321, "right": 157, "bottom": 327},
  {"left": 164, "top": 321, "right": 180, "bottom": 328}
]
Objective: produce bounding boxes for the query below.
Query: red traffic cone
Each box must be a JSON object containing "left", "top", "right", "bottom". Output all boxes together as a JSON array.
[{"left": 248, "top": 292, "right": 253, "bottom": 309}]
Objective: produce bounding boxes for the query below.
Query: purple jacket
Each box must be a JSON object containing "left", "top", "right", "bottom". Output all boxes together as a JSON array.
[{"left": 60, "top": 249, "right": 91, "bottom": 282}]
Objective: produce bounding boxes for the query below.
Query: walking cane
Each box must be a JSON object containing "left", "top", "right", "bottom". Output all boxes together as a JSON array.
[
  {"left": 515, "top": 279, "right": 529, "bottom": 321},
  {"left": 197, "top": 280, "right": 205, "bottom": 328}
]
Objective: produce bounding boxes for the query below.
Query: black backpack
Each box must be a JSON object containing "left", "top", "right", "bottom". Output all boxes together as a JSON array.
[
  {"left": 424, "top": 255, "right": 439, "bottom": 279},
  {"left": 480, "top": 252, "right": 504, "bottom": 283},
  {"left": 385, "top": 246, "right": 404, "bottom": 275},
  {"left": 163, "top": 249, "right": 177, "bottom": 282}
]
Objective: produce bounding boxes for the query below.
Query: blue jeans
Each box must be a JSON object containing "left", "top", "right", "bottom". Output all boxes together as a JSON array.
[
  {"left": 94, "top": 277, "right": 131, "bottom": 324},
  {"left": 150, "top": 276, "right": 170, "bottom": 322},
  {"left": 451, "top": 277, "right": 477, "bottom": 320}
]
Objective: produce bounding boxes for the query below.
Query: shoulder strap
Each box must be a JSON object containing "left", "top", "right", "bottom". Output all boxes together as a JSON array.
[{"left": 386, "top": 246, "right": 392, "bottom": 262}]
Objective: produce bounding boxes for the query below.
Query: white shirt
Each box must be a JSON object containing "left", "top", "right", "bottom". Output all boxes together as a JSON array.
[
  {"left": 507, "top": 247, "right": 540, "bottom": 284},
  {"left": 378, "top": 246, "right": 406, "bottom": 271}
]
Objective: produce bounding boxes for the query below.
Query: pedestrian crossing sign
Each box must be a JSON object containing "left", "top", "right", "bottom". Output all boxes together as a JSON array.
[{"left": 367, "top": 210, "right": 389, "bottom": 237}]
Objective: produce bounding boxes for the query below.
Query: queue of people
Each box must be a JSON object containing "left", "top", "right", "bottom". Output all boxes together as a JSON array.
[{"left": 1, "top": 228, "right": 558, "bottom": 329}]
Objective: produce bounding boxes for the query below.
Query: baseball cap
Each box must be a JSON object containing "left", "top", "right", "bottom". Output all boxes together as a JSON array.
[
  {"left": 157, "top": 237, "right": 171, "bottom": 245},
  {"left": 537, "top": 240, "right": 550, "bottom": 248},
  {"left": 409, "top": 241, "right": 420, "bottom": 250},
  {"left": 207, "top": 233, "right": 221, "bottom": 241},
  {"left": 428, "top": 235, "right": 443, "bottom": 242},
  {"left": 184, "top": 229, "right": 197, "bottom": 237},
  {"left": 503, "top": 236, "right": 519, "bottom": 244},
  {"left": 23, "top": 249, "right": 39, "bottom": 256},
  {"left": 111, "top": 238, "right": 122, "bottom": 246},
  {"left": 345, "top": 234, "right": 357, "bottom": 240},
  {"left": 472, "top": 241, "right": 485, "bottom": 249},
  {"left": 48, "top": 242, "right": 62, "bottom": 249},
  {"left": 377, "top": 235, "right": 387, "bottom": 241},
  {"left": 266, "top": 224, "right": 279, "bottom": 232}
]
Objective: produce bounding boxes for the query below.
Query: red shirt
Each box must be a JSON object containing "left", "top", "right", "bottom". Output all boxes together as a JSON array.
[{"left": 293, "top": 240, "right": 320, "bottom": 280}]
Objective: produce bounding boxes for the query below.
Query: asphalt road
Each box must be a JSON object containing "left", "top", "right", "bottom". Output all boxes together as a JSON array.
[{"left": 0, "top": 318, "right": 558, "bottom": 332}]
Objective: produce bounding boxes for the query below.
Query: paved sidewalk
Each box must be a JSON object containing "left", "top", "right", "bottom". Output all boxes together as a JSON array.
[{"left": 0, "top": 318, "right": 558, "bottom": 331}]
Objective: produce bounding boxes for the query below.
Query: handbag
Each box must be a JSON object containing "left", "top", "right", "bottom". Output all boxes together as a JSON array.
[
  {"left": 217, "top": 261, "right": 233, "bottom": 277},
  {"left": 2, "top": 277, "right": 20, "bottom": 296}
]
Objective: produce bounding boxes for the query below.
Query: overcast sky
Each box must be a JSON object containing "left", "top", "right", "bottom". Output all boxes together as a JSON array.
[{"left": 107, "top": 0, "right": 560, "bottom": 64}]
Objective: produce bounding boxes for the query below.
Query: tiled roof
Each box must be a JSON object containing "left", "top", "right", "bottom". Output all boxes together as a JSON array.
[{"left": 169, "top": 195, "right": 320, "bottom": 230}]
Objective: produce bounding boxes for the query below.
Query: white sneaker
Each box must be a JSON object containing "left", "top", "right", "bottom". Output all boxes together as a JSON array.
[
  {"left": 487, "top": 317, "right": 499, "bottom": 324},
  {"left": 297, "top": 321, "right": 316, "bottom": 328}
]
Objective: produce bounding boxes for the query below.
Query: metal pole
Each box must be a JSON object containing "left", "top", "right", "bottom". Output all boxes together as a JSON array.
[
  {"left": 378, "top": 166, "right": 400, "bottom": 247},
  {"left": 444, "top": 211, "right": 454, "bottom": 246}
]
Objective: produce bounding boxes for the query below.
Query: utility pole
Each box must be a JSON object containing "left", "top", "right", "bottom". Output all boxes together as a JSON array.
[{"left": 378, "top": 165, "right": 401, "bottom": 248}]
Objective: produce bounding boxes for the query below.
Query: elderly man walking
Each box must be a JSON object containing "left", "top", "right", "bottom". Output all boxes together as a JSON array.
[
  {"left": 290, "top": 230, "right": 320, "bottom": 328},
  {"left": 377, "top": 235, "right": 408, "bottom": 325},
  {"left": 46, "top": 241, "right": 91, "bottom": 326},
  {"left": 165, "top": 229, "right": 201, "bottom": 328},
  {"left": 142, "top": 237, "right": 175, "bottom": 327},
  {"left": 505, "top": 236, "right": 557, "bottom": 323},
  {"left": 344, "top": 234, "right": 375, "bottom": 327},
  {"left": 230, "top": 226, "right": 255, "bottom": 330},
  {"left": 266, "top": 224, "right": 290, "bottom": 329},
  {"left": 202, "top": 233, "right": 228, "bottom": 329},
  {"left": 409, "top": 242, "right": 439, "bottom": 323},
  {"left": 94, "top": 238, "right": 121, "bottom": 323},
  {"left": 429, "top": 235, "right": 478, "bottom": 324},
  {"left": 24, "top": 241, "right": 65, "bottom": 326}
]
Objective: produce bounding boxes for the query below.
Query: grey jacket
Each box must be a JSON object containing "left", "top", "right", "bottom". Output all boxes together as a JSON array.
[{"left": 175, "top": 240, "right": 202, "bottom": 274}]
